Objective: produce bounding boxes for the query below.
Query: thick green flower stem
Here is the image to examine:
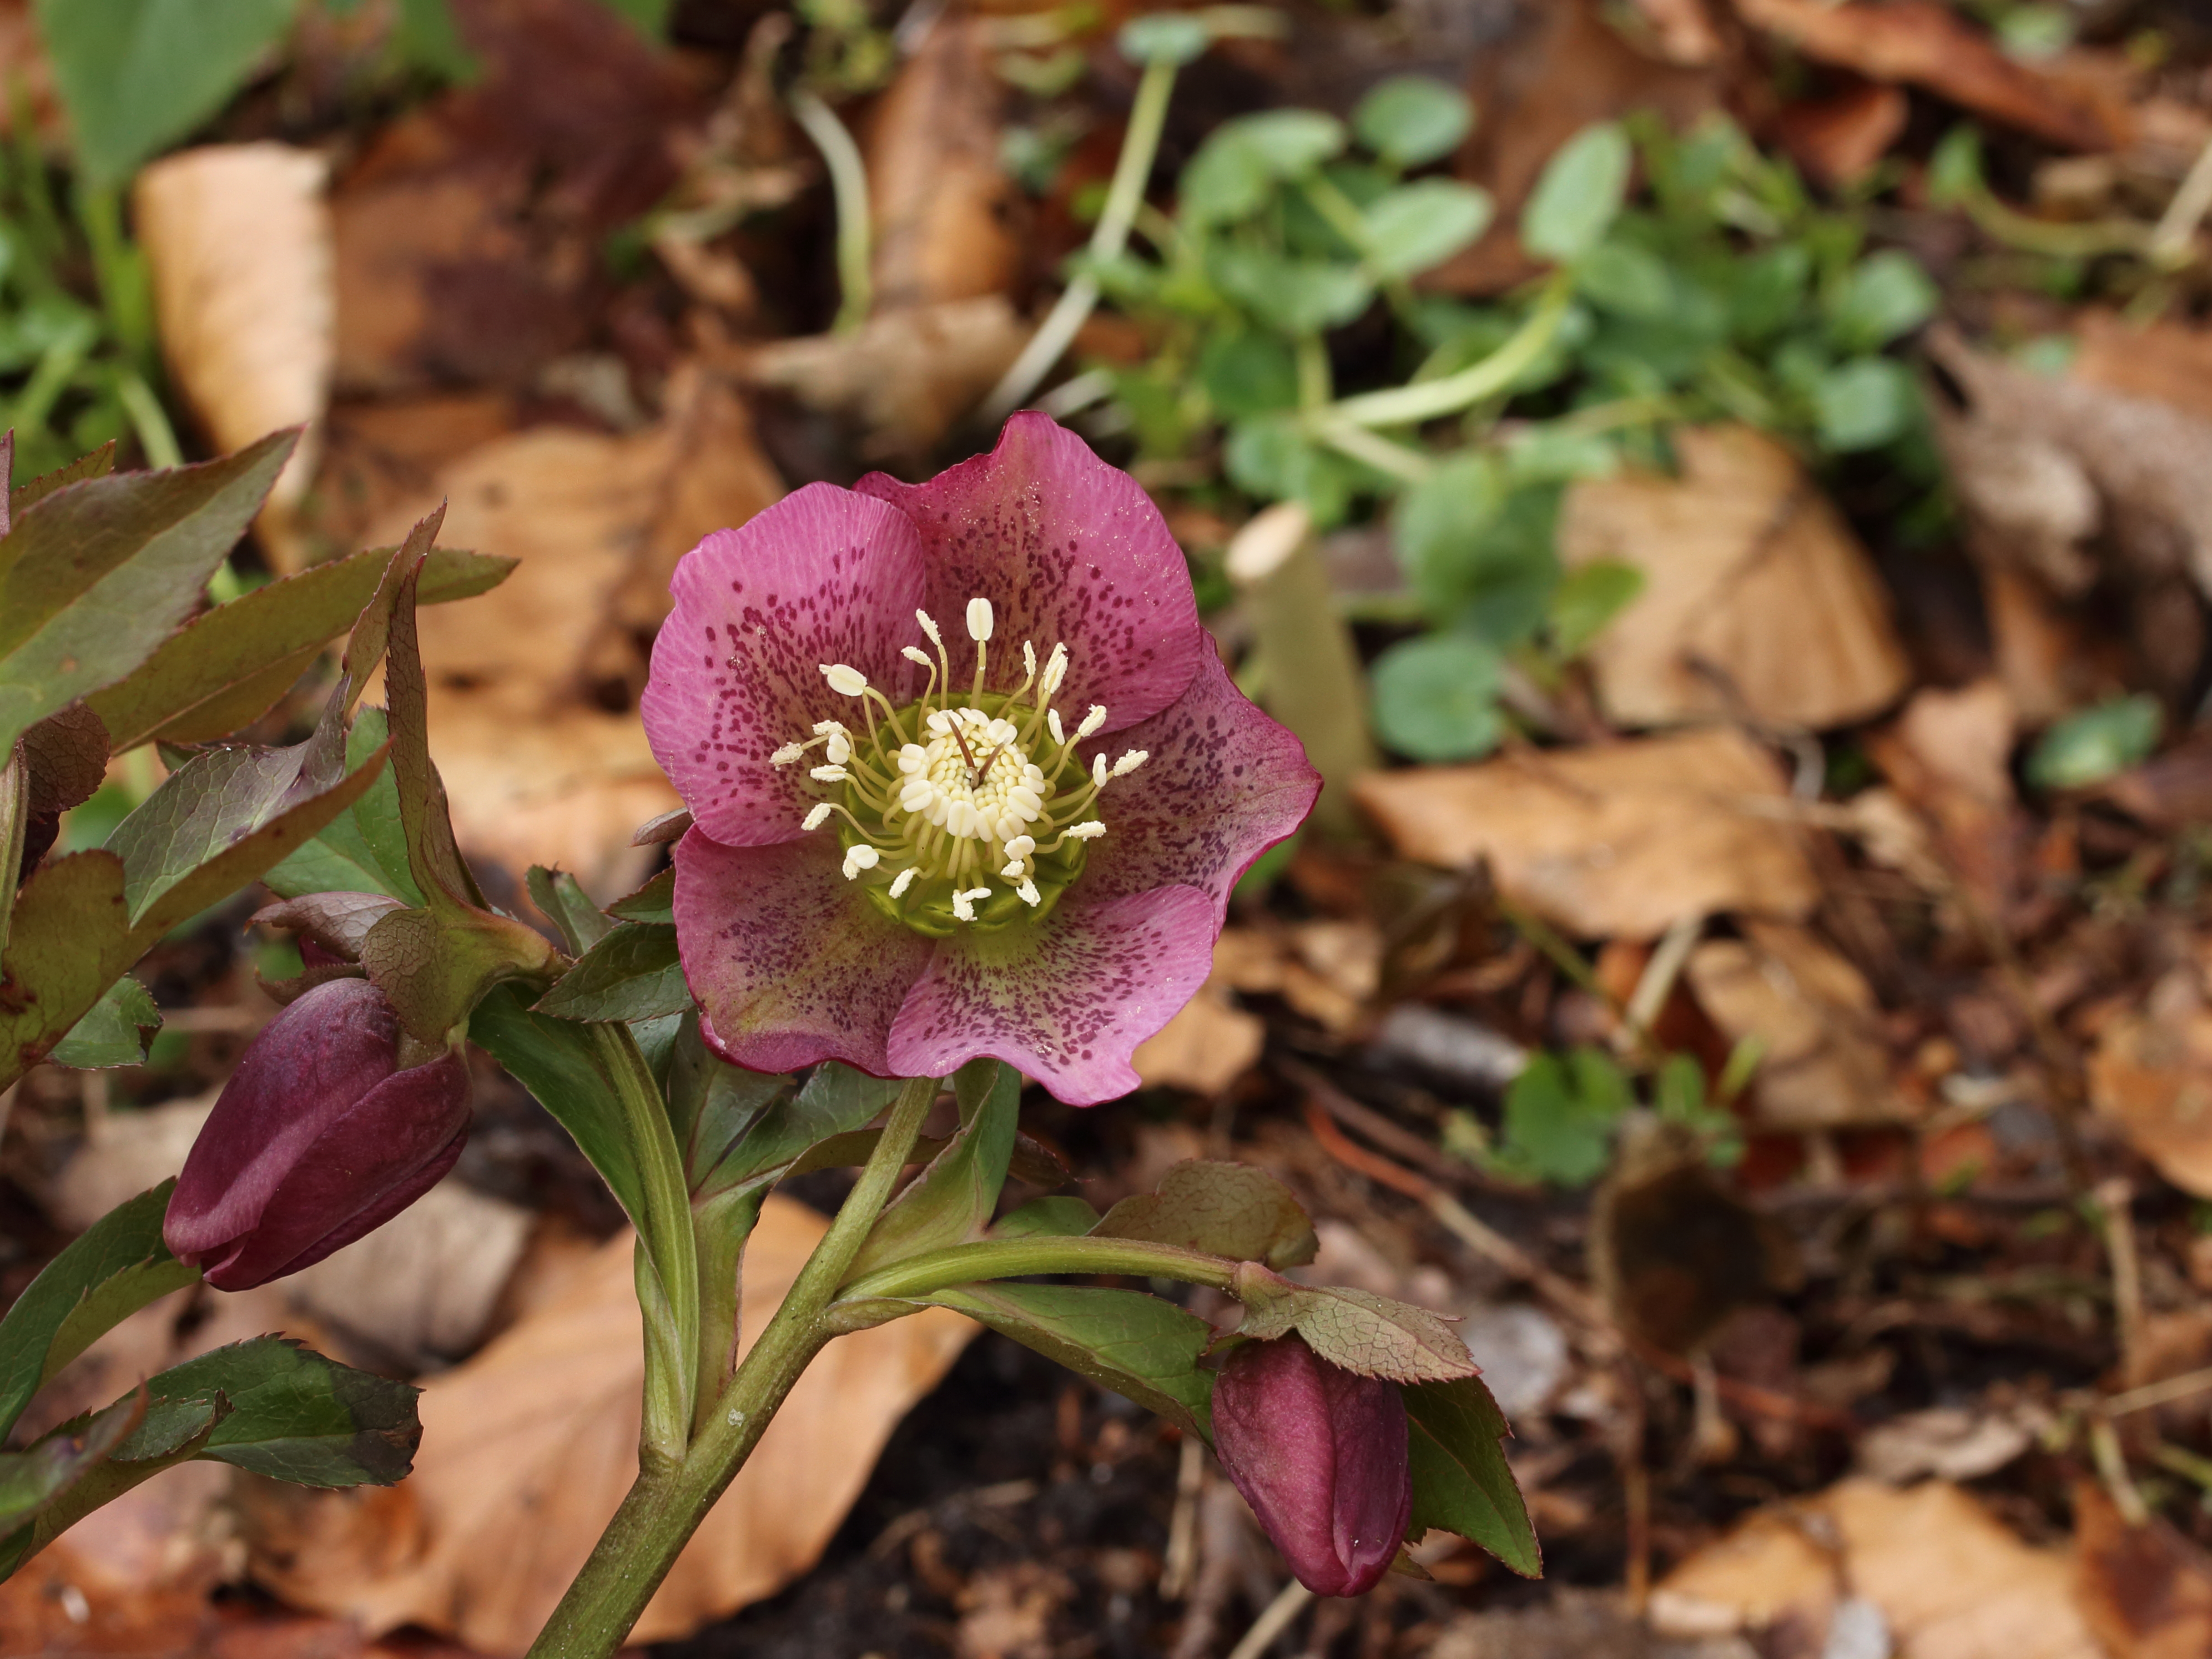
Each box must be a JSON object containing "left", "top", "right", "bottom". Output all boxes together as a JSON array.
[
  {"left": 592, "top": 1021, "right": 702, "bottom": 1461},
  {"left": 527, "top": 1073, "right": 942, "bottom": 1659},
  {"left": 838, "top": 1234, "right": 1242, "bottom": 1304}
]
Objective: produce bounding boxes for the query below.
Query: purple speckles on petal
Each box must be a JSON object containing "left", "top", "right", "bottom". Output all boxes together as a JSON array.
[
  {"left": 854, "top": 414, "right": 1203, "bottom": 735},
  {"left": 643, "top": 484, "right": 925, "bottom": 846},
  {"left": 1080, "top": 652, "right": 1321, "bottom": 921},
  {"left": 885, "top": 885, "right": 1217, "bottom": 1106},
  {"left": 673, "top": 828, "right": 931, "bottom": 1076}
]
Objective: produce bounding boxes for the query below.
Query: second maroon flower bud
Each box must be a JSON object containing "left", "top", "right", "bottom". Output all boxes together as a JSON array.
[
  {"left": 1210, "top": 1334, "right": 1413, "bottom": 1597},
  {"left": 164, "top": 977, "right": 471, "bottom": 1290}
]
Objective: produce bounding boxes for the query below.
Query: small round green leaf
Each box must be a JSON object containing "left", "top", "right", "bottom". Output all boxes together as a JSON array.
[
  {"left": 1181, "top": 110, "right": 1347, "bottom": 225},
  {"left": 1363, "top": 180, "right": 1494, "bottom": 279},
  {"left": 1521, "top": 122, "right": 1632, "bottom": 266},
  {"left": 1813, "top": 357, "right": 1918, "bottom": 452},
  {"left": 1352, "top": 75, "right": 1474, "bottom": 169},
  {"left": 1370, "top": 632, "right": 1505, "bottom": 763},
  {"left": 1117, "top": 13, "right": 1209, "bottom": 67},
  {"left": 1826, "top": 250, "right": 1939, "bottom": 354},
  {"left": 2026, "top": 695, "right": 2163, "bottom": 791}
]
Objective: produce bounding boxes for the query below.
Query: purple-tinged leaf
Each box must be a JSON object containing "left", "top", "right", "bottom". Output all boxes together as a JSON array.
[
  {"left": 1095, "top": 1159, "right": 1318, "bottom": 1268},
  {"left": 1230, "top": 1263, "right": 1477, "bottom": 1384},
  {"left": 5, "top": 440, "right": 114, "bottom": 525}
]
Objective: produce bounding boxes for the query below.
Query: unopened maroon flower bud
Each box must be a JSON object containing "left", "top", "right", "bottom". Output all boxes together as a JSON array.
[
  {"left": 164, "top": 977, "right": 471, "bottom": 1290},
  {"left": 1210, "top": 1334, "right": 1412, "bottom": 1597}
]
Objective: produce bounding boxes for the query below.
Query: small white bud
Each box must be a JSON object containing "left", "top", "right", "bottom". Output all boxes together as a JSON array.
[
  {"left": 1047, "top": 709, "right": 1065, "bottom": 744},
  {"left": 1092, "top": 754, "right": 1109, "bottom": 788},
  {"left": 902, "top": 646, "right": 933, "bottom": 668},
  {"left": 1003, "top": 835, "right": 1036, "bottom": 861},
  {"left": 889, "top": 868, "right": 919, "bottom": 898},
  {"left": 825, "top": 732, "right": 851, "bottom": 765},
  {"left": 810, "top": 765, "right": 849, "bottom": 783},
  {"left": 915, "top": 609, "right": 943, "bottom": 648},
  {"left": 1076, "top": 705, "right": 1107, "bottom": 739},
  {"left": 770, "top": 742, "right": 805, "bottom": 767},
  {"left": 1065, "top": 820, "right": 1106, "bottom": 841},
  {"left": 841, "top": 845, "right": 881, "bottom": 879},
  {"left": 966, "top": 597, "right": 994, "bottom": 642},
  {"left": 1112, "top": 749, "right": 1148, "bottom": 778},
  {"left": 1017, "top": 879, "right": 1041, "bottom": 906},
  {"left": 822, "top": 663, "right": 868, "bottom": 697},
  {"left": 802, "top": 804, "right": 834, "bottom": 830}
]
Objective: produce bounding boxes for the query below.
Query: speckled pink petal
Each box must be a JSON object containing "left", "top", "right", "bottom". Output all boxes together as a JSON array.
[
  {"left": 1079, "top": 651, "right": 1321, "bottom": 921},
  {"left": 885, "top": 884, "right": 1217, "bottom": 1106},
  {"left": 643, "top": 484, "right": 925, "bottom": 847},
  {"left": 855, "top": 414, "right": 1204, "bottom": 735},
  {"left": 673, "top": 827, "right": 932, "bottom": 1077}
]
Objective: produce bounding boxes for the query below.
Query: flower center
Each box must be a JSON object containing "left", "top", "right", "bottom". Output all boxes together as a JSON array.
[{"left": 770, "top": 598, "right": 1146, "bottom": 936}]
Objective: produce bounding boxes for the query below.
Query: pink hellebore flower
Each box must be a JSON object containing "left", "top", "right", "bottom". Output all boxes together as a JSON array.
[
  {"left": 165, "top": 977, "right": 472, "bottom": 1290},
  {"left": 1211, "top": 1335, "right": 1413, "bottom": 1597},
  {"left": 642, "top": 414, "right": 1318, "bottom": 1105}
]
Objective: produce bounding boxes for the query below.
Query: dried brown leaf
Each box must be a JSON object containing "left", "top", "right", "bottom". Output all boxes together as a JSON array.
[
  {"left": 1559, "top": 425, "right": 1910, "bottom": 731},
  {"left": 2088, "top": 1006, "right": 2212, "bottom": 1199},
  {"left": 1355, "top": 728, "right": 1820, "bottom": 940},
  {"left": 1686, "top": 920, "right": 1898, "bottom": 1129}
]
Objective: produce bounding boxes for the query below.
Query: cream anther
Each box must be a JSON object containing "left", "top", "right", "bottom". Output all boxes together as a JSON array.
[
  {"left": 1022, "top": 641, "right": 1037, "bottom": 677},
  {"left": 802, "top": 803, "right": 834, "bottom": 831},
  {"left": 822, "top": 663, "right": 868, "bottom": 697},
  {"left": 952, "top": 886, "right": 992, "bottom": 922},
  {"left": 825, "top": 732, "right": 851, "bottom": 765},
  {"left": 1017, "top": 879, "right": 1041, "bottom": 906},
  {"left": 902, "top": 647, "right": 933, "bottom": 668},
  {"left": 842, "top": 845, "right": 881, "bottom": 880},
  {"left": 810, "top": 765, "right": 849, "bottom": 783},
  {"left": 915, "top": 609, "right": 943, "bottom": 648},
  {"left": 770, "top": 742, "right": 805, "bottom": 766},
  {"left": 1091, "top": 754, "right": 1110, "bottom": 788},
  {"left": 889, "top": 868, "right": 918, "bottom": 898},
  {"left": 1040, "top": 643, "right": 1069, "bottom": 696},
  {"left": 1047, "top": 709, "right": 1065, "bottom": 744},
  {"left": 1065, "top": 820, "right": 1105, "bottom": 841},
  {"left": 1111, "top": 750, "right": 1148, "bottom": 778},
  {"left": 1004, "top": 835, "right": 1036, "bottom": 861},
  {"left": 966, "top": 598, "right": 994, "bottom": 642},
  {"left": 1076, "top": 705, "right": 1107, "bottom": 739}
]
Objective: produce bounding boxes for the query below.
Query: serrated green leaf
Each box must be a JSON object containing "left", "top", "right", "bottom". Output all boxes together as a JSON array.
[
  {"left": 844, "top": 1060, "right": 1019, "bottom": 1282},
  {"left": 1229, "top": 1263, "right": 1477, "bottom": 1384},
  {"left": 608, "top": 866, "right": 674, "bottom": 925},
  {"left": 34, "top": 0, "right": 300, "bottom": 185},
  {"left": 7, "top": 442, "right": 116, "bottom": 523},
  {"left": 1363, "top": 180, "right": 1492, "bottom": 279},
  {"left": 149, "top": 1336, "right": 421, "bottom": 1486},
  {"left": 261, "top": 708, "right": 423, "bottom": 905},
  {"left": 0, "top": 1182, "right": 198, "bottom": 1441},
  {"left": 49, "top": 973, "right": 159, "bottom": 1068},
  {"left": 0, "top": 853, "right": 137, "bottom": 1092},
  {"left": 525, "top": 865, "right": 614, "bottom": 955},
  {"left": 0, "top": 1394, "right": 223, "bottom": 1577},
  {"left": 0, "top": 1388, "right": 143, "bottom": 1536},
  {"left": 1404, "top": 1374, "right": 1539, "bottom": 1576},
  {"left": 1353, "top": 75, "right": 1473, "bottom": 169},
  {"left": 0, "top": 432, "right": 293, "bottom": 757},
  {"left": 916, "top": 1282, "right": 1216, "bottom": 1437},
  {"left": 86, "top": 545, "right": 513, "bottom": 752},
  {"left": 1521, "top": 123, "right": 1631, "bottom": 265},
  {"left": 535, "top": 924, "right": 686, "bottom": 1022},
  {"left": 467, "top": 981, "right": 647, "bottom": 1221},
  {"left": 1095, "top": 1160, "right": 1317, "bottom": 1268}
]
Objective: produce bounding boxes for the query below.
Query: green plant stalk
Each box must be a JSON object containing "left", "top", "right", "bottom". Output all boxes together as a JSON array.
[
  {"left": 839, "top": 1233, "right": 1240, "bottom": 1302},
  {"left": 687, "top": 1187, "right": 762, "bottom": 1440},
  {"left": 75, "top": 185, "right": 154, "bottom": 371},
  {"left": 1312, "top": 273, "right": 1571, "bottom": 431},
  {"left": 115, "top": 372, "right": 182, "bottom": 470},
  {"left": 984, "top": 52, "right": 1181, "bottom": 420},
  {"left": 527, "top": 1072, "right": 941, "bottom": 1659},
  {"left": 791, "top": 90, "right": 873, "bottom": 335},
  {"left": 590, "top": 1021, "right": 702, "bottom": 1462}
]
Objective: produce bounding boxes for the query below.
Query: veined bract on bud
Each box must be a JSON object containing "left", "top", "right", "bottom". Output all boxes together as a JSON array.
[
  {"left": 641, "top": 413, "right": 1321, "bottom": 1105},
  {"left": 164, "top": 977, "right": 471, "bottom": 1290},
  {"left": 1210, "top": 1334, "right": 1413, "bottom": 1598}
]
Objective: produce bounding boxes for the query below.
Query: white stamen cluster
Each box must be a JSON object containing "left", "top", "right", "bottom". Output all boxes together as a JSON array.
[{"left": 768, "top": 597, "right": 1148, "bottom": 924}]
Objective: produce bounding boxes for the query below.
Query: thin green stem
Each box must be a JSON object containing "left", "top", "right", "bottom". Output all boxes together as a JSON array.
[
  {"left": 984, "top": 54, "right": 1180, "bottom": 420},
  {"left": 527, "top": 1073, "right": 941, "bottom": 1659},
  {"left": 1311, "top": 273, "right": 1571, "bottom": 432},
  {"left": 838, "top": 1234, "right": 1239, "bottom": 1302},
  {"left": 589, "top": 1021, "right": 701, "bottom": 1463},
  {"left": 792, "top": 90, "right": 873, "bottom": 335}
]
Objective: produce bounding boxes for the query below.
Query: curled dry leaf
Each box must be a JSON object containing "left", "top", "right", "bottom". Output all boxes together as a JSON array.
[
  {"left": 865, "top": 16, "right": 1022, "bottom": 311},
  {"left": 1355, "top": 727, "right": 1820, "bottom": 941},
  {"left": 1559, "top": 425, "right": 1911, "bottom": 732},
  {"left": 134, "top": 144, "right": 335, "bottom": 574},
  {"left": 1729, "top": 0, "right": 2116, "bottom": 150},
  {"left": 369, "top": 367, "right": 781, "bottom": 897},
  {"left": 245, "top": 1200, "right": 975, "bottom": 1651},
  {"left": 735, "top": 295, "right": 1031, "bottom": 458},
  {"left": 1653, "top": 1477, "right": 2104, "bottom": 1658},
  {"left": 1865, "top": 680, "right": 2024, "bottom": 920},
  {"left": 1685, "top": 919, "right": 1898, "bottom": 1129}
]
